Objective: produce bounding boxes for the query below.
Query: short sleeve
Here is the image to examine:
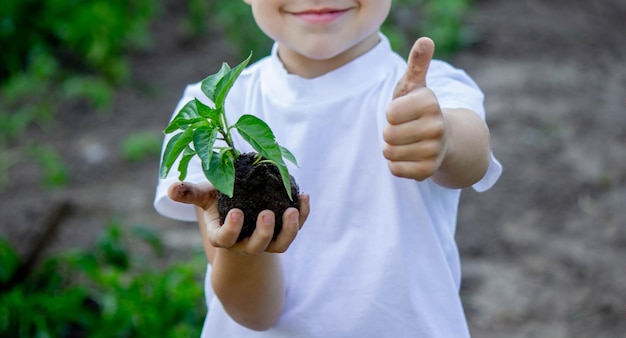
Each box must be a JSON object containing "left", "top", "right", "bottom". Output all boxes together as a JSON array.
[{"left": 427, "top": 60, "right": 502, "bottom": 192}]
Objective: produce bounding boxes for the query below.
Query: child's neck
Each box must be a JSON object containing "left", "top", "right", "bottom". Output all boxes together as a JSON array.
[{"left": 277, "top": 33, "right": 380, "bottom": 79}]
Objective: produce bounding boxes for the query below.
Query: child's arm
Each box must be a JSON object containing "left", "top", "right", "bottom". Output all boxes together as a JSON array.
[
  {"left": 168, "top": 181, "right": 310, "bottom": 331},
  {"left": 383, "top": 38, "right": 490, "bottom": 188}
]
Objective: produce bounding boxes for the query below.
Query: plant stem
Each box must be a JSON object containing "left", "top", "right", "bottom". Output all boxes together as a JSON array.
[{"left": 219, "top": 108, "right": 237, "bottom": 155}]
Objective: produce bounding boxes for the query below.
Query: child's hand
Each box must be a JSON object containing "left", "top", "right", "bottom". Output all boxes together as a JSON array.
[
  {"left": 168, "top": 182, "right": 310, "bottom": 256},
  {"left": 383, "top": 37, "right": 448, "bottom": 181}
]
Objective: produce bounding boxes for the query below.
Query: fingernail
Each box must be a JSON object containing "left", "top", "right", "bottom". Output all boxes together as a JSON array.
[
  {"left": 289, "top": 212, "right": 298, "bottom": 223},
  {"left": 230, "top": 211, "right": 242, "bottom": 222},
  {"left": 261, "top": 213, "right": 272, "bottom": 225}
]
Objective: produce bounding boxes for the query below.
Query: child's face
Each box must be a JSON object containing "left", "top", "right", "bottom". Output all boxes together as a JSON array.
[{"left": 243, "top": 0, "right": 391, "bottom": 76}]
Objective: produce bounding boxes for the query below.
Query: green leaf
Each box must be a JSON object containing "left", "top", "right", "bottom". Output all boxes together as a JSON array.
[
  {"left": 201, "top": 63, "right": 231, "bottom": 103},
  {"left": 177, "top": 147, "right": 196, "bottom": 181},
  {"left": 159, "top": 128, "right": 194, "bottom": 178},
  {"left": 170, "top": 117, "right": 207, "bottom": 132},
  {"left": 275, "top": 161, "right": 294, "bottom": 201},
  {"left": 193, "top": 126, "right": 218, "bottom": 171},
  {"left": 214, "top": 53, "right": 252, "bottom": 107},
  {"left": 164, "top": 100, "right": 202, "bottom": 133},
  {"left": 235, "top": 114, "right": 296, "bottom": 200},
  {"left": 234, "top": 114, "right": 283, "bottom": 163},
  {"left": 280, "top": 145, "right": 298, "bottom": 167},
  {"left": 160, "top": 133, "right": 182, "bottom": 178},
  {"left": 195, "top": 98, "right": 220, "bottom": 121},
  {"left": 203, "top": 150, "right": 235, "bottom": 197},
  {"left": 201, "top": 53, "right": 252, "bottom": 108}
]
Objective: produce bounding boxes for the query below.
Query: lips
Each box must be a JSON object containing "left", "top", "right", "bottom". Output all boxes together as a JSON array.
[{"left": 291, "top": 8, "right": 350, "bottom": 24}]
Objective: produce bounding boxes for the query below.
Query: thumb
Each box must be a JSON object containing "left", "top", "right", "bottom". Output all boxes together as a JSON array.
[
  {"left": 168, "top": 181, "right": 217, "bottom": 210},
  {"left": 392, "top": 37, "right": 435, "bottom": 99}
]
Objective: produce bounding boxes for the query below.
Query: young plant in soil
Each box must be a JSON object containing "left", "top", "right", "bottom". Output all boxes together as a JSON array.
[{"left": 159, "top": 54, "right": 299, "bottom": 241}]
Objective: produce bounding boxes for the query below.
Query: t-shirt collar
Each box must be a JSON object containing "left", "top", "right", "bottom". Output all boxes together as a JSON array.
[{"left": 264, "top": 33, "right": 394, "bottom": 103}]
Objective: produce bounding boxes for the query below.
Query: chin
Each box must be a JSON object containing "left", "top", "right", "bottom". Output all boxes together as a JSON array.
[{"left": 293, "top": 43, "right": 357, "bottom": 61}]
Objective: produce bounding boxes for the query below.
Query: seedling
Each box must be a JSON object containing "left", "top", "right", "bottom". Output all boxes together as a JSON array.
[{"left": 159, "top": 54, "right": 300, "bottom": 240}]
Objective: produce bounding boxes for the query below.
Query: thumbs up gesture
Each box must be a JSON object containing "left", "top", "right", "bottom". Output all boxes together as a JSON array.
[{"left": 383, "top": 37, "right": 448, "bottom": 181}]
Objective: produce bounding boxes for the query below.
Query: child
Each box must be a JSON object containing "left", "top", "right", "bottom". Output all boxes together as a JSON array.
[{"left": 154, "top": 0, "right": 502, "bottom": 337}]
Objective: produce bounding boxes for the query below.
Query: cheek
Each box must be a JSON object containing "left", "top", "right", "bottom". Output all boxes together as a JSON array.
[
  {"left": 362, "top": 0, "right": 391, "bottom": 27},
  {"left": 250, "top": 6, "right": 282, "bottom": 41},
  {"left": 367, "top": 5, "right": 391, "bottom": 29}
]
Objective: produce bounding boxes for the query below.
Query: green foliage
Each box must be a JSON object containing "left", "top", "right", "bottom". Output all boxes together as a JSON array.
[
  {"left": 207, "top": 1, "right": 272, "bottom": 62},
  {"left": 160, "top": 55, "right": 297, "bottom": 199},
  {"left": 0, "top": 0, "right": 157, "bottom": 132},
  {"left": 0, "top": 0, "right": 158, "bottom": 190},
  {"left": 0, "top": 221, "right": 205, "bottom": 338},
  {"left": 121, "top": 131, "right": 163, "bottom": 163},
  {"left": 384, "top": 0, "right": 474, "bottom": 58},
  {"left": 0, "top": 0, "right": 156, "bottom": 83},
  {"left": 0, "top": 238, "right": 19, "bottom": 284},
  {"left": 422, "top": 0, "right": 473, "bottom": 56},
  {"left": 0, "top": 144, "right": 68, "bottom": 189},
  {"left": 28, "top": 145, "right": 70, "bottom": 188},
  {"left": 183, "top": 0, "right": 211, "bottom": 38}
]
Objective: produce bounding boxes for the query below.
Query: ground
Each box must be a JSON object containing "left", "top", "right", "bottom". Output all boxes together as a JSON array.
[{"left": 1, "top": 0, "right": 625, "bottom": 337}]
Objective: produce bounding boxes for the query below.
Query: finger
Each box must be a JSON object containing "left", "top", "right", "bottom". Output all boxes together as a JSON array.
[
  {"left": 297, "top": 193, "right": 311, "bottom": 229},
  {"left": 387, "top": 160, "right": 439, "bottom": 181},
  {"left": 207, "top": 208, "right": 243, "bottom": 248},
  {"left": 392, "top": 37, "right": 435, "bottom": 99},
  {"left": 383, "top": 114, "right": 445, "bottom": 145},
  {"left": 168, "top": 181, "right": 216, "bottom": 210},
  {"left": 383, "top": 139, "right": 443, "bottom": 162},
  {"left": 267, "top": 207, "right": 300, "bottom": 253},
  {"left": 386, "top": 88, "right": 439, "bottom": 125},
  {"left": 245, "top": 210, "right": 275, "bottom": 255}
]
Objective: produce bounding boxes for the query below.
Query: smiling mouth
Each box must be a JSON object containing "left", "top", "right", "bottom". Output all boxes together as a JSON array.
[{"left": 291, "top": 8, "right": 350, "bottom": 24}]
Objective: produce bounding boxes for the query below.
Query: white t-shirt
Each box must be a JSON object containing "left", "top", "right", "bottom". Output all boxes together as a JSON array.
[{"left": 154, "top": 34, "right": 502, "bottom": 338}]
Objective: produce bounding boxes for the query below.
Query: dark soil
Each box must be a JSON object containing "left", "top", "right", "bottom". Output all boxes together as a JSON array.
[
  {"left": 217, "top": 153, "right": 300, "bottom": 241},
  {"left": 1, "top": 0, "right": 624, "bottom": 337}
]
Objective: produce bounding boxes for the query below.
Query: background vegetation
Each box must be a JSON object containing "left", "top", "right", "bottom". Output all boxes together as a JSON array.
[
  {"left": 0, "top": 0, "right": 157, "bottom": 187},
  {"left": 0, "top": 221, "right": 206, "bottom": 337},
  {"left": 0, "top": 0, "right": 473, "bottom": 335}
]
